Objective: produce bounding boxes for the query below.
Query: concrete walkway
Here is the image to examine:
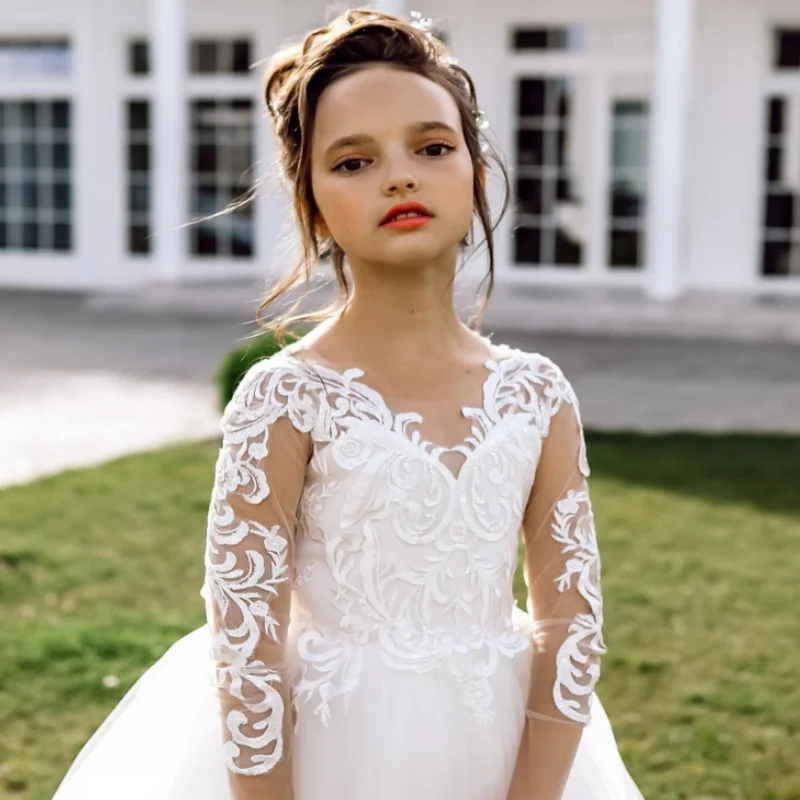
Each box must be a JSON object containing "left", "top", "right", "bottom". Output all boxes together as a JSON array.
[{"left": 1, "top": 286, "right": 798, "bottom": 489}]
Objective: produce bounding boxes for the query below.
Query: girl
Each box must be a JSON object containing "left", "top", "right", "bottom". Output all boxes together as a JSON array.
[{"left": 53, "top": 8, "right": 644, "bottom": 800}]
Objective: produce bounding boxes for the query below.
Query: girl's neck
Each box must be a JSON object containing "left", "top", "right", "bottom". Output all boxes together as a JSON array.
[{"left": 309, "top": 260, "right": 485, "bottom": 368}]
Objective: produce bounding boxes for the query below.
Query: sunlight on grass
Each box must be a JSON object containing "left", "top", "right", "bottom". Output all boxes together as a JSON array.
[{"left": 1, "top": 433, "right": 798, "bottom": 799}]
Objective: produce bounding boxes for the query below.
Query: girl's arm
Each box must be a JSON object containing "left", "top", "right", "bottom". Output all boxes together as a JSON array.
[
  {"left": 202, "top": 369, "right": 311, "bottom": 800},
  {"left": 507, "top": 388, "right": 606, "bottom": 800}
]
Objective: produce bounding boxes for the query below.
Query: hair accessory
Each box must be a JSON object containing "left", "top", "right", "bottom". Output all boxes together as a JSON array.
[
  {"left": 409, "top": 10, "right": 434, "bottom": 34},
  {"left": 475, "top": 109, "right": 490, "bottom": 131}
]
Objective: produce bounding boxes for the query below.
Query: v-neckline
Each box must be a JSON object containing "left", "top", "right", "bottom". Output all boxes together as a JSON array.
[{"left": 280, "top": 341, "right": 521, "bottom": 482}]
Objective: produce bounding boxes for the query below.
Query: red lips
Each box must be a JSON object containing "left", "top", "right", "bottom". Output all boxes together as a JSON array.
[{"left": 380, "top": 202, "right": 434, "bottom": 226}]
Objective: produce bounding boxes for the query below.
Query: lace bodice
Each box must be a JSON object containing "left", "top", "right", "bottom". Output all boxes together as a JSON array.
[{"left": 201, "top": 342, "right": 605, "bottom": 800}]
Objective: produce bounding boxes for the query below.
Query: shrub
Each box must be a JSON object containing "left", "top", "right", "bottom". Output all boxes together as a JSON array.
[{"left": 215, "top": 329, "right": 302, "bottom": 411}]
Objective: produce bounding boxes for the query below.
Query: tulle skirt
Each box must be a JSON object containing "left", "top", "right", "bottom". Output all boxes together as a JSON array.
[{"left": 52, "top": 616, "right": 644, "bottom": 799}]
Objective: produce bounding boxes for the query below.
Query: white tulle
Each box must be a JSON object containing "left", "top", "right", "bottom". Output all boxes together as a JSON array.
[{"left": 53, "top": 620, "right": 642, "bottom": 800}]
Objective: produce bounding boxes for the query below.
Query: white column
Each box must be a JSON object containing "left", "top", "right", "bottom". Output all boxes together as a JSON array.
[
  {"left": 150, "top": 0, "right": 187, "bottom": 282},
  {"left": 645, "top": 0, "right": 696, "bottom": 300}
]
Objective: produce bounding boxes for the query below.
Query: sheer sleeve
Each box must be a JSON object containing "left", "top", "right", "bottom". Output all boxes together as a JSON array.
[
  {"left": 507, "top": 371, "right": 606, "bottom": 800},
  {"left": 201, "top": 366, "right": 312, "bottom": 800}
]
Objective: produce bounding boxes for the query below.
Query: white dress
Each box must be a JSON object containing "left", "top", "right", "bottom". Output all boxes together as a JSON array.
[{"left": 52, "top": 342, "right": 644, "bottom": 800}]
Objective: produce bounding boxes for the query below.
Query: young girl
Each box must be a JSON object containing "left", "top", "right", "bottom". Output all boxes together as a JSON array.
[{"left": 53, "top": 9, "right": 644, "bottom": 800}]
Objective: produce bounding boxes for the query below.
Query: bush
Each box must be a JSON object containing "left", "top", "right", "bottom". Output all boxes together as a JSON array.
[{"left": 215, "top": 329, "right": 302, "bottom": 411}]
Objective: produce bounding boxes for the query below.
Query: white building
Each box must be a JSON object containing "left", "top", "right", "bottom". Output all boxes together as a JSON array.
[{"left": 1, "top": 0, "right": 799, "bottom": 300}]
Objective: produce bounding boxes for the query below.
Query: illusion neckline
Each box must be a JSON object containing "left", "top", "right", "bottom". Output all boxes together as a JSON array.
[
  {"left": 279, "top": 339, "right": 519, "bottom": 421},
  {"left": 277, "top": 341, "right": 525, "bottom": 482}
]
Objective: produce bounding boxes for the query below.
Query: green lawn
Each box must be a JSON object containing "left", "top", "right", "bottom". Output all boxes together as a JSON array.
[{"left": 1, "top": 433, "right": 798, "bottom": 799}]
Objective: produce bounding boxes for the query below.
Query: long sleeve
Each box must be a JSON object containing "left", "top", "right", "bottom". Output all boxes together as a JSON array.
[
  {"left": 201, "top": 369, "right": 311, "bottom": 800},
  {"left": 507, "top": 383, "right": 606, "bottom": 800}
]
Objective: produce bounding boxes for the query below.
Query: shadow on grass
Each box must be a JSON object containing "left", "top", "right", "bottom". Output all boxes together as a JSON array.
[{"left": 585, "top": 431, "right": 800, "bottom": 516}]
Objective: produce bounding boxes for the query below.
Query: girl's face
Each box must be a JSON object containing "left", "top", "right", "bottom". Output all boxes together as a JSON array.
[{"left": 309, "top": 64, "right": 476, "bottom": 271}]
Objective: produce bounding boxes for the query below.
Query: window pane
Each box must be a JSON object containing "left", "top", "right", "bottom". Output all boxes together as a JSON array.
[
  {"left": 554, "top": 229, "right": 582, "bottom": 265},
  {"left": 231, "top": 40, "right": 251, "bottom": 73},
  {"left": 190, "top": 98, "right": 255, "bottom": 258},
  {"left": 609, "top": 229, "right": 642, "bottom": 268},
  {"left": 764, "top": 192, "right": 794, "bottom": 230},
  {"left": 53, "top": 182, "right": 70, "bottom": 210},
  {"left": 762, "top": 240, "right": 791, "bottom": 276},
  {"left": 518, "top": 79, "right": 547, "bottom": 118},
  {"left": 192, "top": 41, "right": 217, "bottom": 74},
  {"left": 22, "top": 222, "right": 39, "bottom": 249},
  {"left": 516, "top": 128, "right": 546, "bottom": 166},
  {"left": 512, "top": 27, "right": 582, "bottom": 52},
  {"left": 53, "top": 223, "right": 71, "bottom": 251},
  {"left": 128, "top": 101, "right": 149, "bottom": 131},
  {"left": 775, "top": 29, "right": 800, "bottom": 70},
  {"left": 52, "top": 101, "right": 70, "bottom": 129},
  {"left": 129, "top": 225, "right": 150, "bottom": 254},
  {"left": 125, "top": 100, "right": 152, "bottom": 255},
  {"left": 768, "top": 98, "right": 785, "bottom": 134},
  {"left": 513, "top": 226, "right": 542, "bottom": 264},
  {"left": 129, "top": 41, "right": 149, "bottom": 75},
  {"left": 0, "top": 99, "right": 73, "bottom": 252},
  {"left": 0, "top": 40, "right": 71, "bottom": 78}
]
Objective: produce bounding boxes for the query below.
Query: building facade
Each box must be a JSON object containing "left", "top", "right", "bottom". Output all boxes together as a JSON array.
[{"left": 0, "top": 0, "right": 799, "bottom": 298}]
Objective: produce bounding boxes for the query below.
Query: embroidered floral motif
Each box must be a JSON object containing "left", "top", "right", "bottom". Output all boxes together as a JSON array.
[{"left": 204, "top": 347, "right": 604, "bottom": 776}]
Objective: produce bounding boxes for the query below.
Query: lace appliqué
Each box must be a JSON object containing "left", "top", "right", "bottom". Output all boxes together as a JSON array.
[
  {"left": 548, "top": 488, "right": 606, "bottom": 724},
  {"left": 203, "top": 363, "right": 316, "bottom": 775}
]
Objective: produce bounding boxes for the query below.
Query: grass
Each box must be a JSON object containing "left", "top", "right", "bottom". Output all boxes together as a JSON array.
[{"left": 1, "top": 432, "right": 799, "bottom": 799}]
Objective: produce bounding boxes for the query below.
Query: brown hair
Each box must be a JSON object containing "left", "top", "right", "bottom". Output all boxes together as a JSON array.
[{"left": 257, "top": 7, "right": 510, "bottom": 342}]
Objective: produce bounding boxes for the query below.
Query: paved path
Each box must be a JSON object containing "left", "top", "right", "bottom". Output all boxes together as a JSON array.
[{"left": 1, "top": 289, "right": 798, "bottom": 489}]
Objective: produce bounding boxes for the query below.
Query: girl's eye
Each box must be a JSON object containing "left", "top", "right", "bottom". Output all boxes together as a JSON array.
[
  {"left": 332, "top": 157, "right": 370, "bottom": 173},
  {"left": 421, "top": 142, "right": 455, "bottom": 157}
]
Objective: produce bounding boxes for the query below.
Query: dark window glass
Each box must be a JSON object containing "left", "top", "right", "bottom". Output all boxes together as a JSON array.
[
  {"left": 231, "top": 40, "right": 251, "bottom": 73},
  {"left": 129, "top": 41, "right": 150, "bottom": 75},
  {"left": 768, "top": 98, "right": 785, "bottom": 134},
  {"left": 0, "top": 99, "right": 73, "bottom": 252},
  {"left": 764, "top": 193, "right": 794, "bottom": 230},
  {"left": 775, "top": 29, "right": 800, "bottom": 70},
  {"left": 518, "top": 79, "right": 547, "bottom": 117},
  {"left": 762, "top": 240, "right": 791, "bottom": 276},
  {"left": 52, "top": 101, "right": 69, "bottom": 129},
  {"left": 609, "top": 230, "right": 642, "bottom": 268},
  {"left": 53, "top": 183, "right": 70, "bottom": 210},
  {"left": 554, "top": 229, "right": 582, "bottom": 265},
  {"left": 128, "top": 101, "right": 149, "bottom": 131},
  {"left": 193, "top": 41, "right": 218, "bottom": 73},
  {"left": 21, "top": 142, "right": 37, "bottom": 168},
  {"left": 128, "top": 144, "right": 150, "bottom": 171},
  {"left": 129, "top": 185, "right": 149, "bottom": 213},
  {"left": 128, "top": 225, "right": 150, "bottom": 254},
  {"left": 22, "top": 222, "right": 39, "bottom": 249},
  {"left": 516, "top": 128, "right": 545, "bottom": 166},
  {"left": 515, "top": 179, "right": 546, "bottom": 216},
  {"left": 53, "top": 142, "right": 70, "bottom": 169},
  {"left": 765, "top": 146, "right": 782, "bottom": 183},
  {"left": 513, "top": 226, "right": 542, "bottom": 264},
  {"left": 22, "top": 182, "right": 38, "bottom": 208},
  {"left": 0, "top": 222, "right": 6, "bottom": 249},
  {"left": 512, "top": 27, "right": 582, "bottom": 52},
  {"left": 20, "top": 101, "right": 37, "bottom": 127},
  {"left": 53, "top": 223, "right": 71, "bottom": 250}
]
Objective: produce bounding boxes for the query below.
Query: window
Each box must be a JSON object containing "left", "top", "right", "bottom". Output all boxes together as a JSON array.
[
  {"left": 608, "top": 100, "right": 649, "bottom": 269},
  {"left": 0, "top": 39, "right": 71, "bottom": 77},
  {"left": 128, "top": 40, "right": 150, "bottom": 76},
  {"left": 759, "top": 97, "right": 800, "bottom": 276},
  {"left": 774, "top": 29, "right": 800, "bottom": 70},
  {"left": 512, "top": 77, "right": 583, "bottom": 267},
  {"left": 126, "top": 101, "right": 151, "bottom": 254},
  {"left": 512, "top": 27, "right": 583, "bottom": 52},
  {"left": 190, "top": 99, "right": 254, "bottom": 257},
  {"left": 190, "top": 39, "right": 252, "bottom": 75},
  {"left": 0, "top": 100, "right": 72, "bottom": 251}
]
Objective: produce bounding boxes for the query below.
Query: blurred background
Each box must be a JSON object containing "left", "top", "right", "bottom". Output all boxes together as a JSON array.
[{"left": 0, "top": 1, "right": 799, "bottom": 799}]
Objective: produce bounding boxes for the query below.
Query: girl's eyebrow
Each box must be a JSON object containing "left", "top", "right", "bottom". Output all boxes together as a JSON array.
[{"left": 323, "top": 120, "right": 459, "bottom": 156}]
